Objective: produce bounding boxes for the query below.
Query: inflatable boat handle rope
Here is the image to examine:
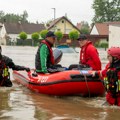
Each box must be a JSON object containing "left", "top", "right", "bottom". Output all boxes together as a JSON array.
[
  {"left": 81, "top": 71, "right": 91, "bottom": 97},
  {"left": 27, "top": 69, "right": 38, "bottom": 80}
]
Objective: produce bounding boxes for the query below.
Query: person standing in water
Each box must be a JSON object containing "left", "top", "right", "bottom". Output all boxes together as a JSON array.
[
  {"left": 93, "top": 47, "right": 120, "bottom": 106},
  {"left": 0, "top": 46, "right": 30, "bottom": 87}
]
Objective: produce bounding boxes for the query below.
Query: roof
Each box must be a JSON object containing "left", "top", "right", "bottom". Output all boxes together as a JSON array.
[
  {"left": 4, "top": 22, "right": 46, "bottom": 34},
  {"left": 91, "top": 22, "right": 120, "bottom": 35},
  {"left": 47, "top": 16, "right": 80, "bottom": 32},
  {"left": 95, "top": 23, "right": 109, "bottom": 35}
]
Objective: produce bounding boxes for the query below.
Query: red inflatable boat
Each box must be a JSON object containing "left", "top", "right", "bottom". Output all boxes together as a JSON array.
[{"left": 13, "top": 70, "right": 105, "bottom": 97}]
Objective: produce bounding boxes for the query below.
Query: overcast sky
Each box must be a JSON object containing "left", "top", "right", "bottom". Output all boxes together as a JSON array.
[{"left": 0, "top": 0, "right": 94, "bottom": 25}]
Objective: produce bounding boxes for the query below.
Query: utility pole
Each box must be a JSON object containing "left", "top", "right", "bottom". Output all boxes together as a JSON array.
[{"left": 52, "top": 8, "right": 56, "bottom": 32}]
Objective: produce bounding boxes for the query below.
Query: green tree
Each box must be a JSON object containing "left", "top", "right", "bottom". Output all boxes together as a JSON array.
[
  {"left": 2, "top": 13, "right": 20, "bottom": 23},
  {"left": 92, "top": 0, "right": 120, "bottom": 22},
  {"left": 69, "top": 30, "right": 79, "bottom": 48},
  {"left": 21, "top": 10, "right": 28, "bottom": 23},
  {"left": 80, "top": 21, "right": 90, "bottom": 34},
  {"left": 31, "top": 32, "right": 39, "bottom": 46},
  {"left": 55, "top": 31, "right": 63, "bottom": 45},
  {"left": 80, "top": 27, "right": 90, "bottom": 34},
  {"left": 0, "top": 11, "right": 5, "bottom": 20},
  {"left": 19, "top": 32, "right": 27, "bottom": 45},
  {"left": 0, "top": 10, "right": 29, "bottom": 23},
  {"left": 40, "top": 30, "right": 48, "bottom": 39}
]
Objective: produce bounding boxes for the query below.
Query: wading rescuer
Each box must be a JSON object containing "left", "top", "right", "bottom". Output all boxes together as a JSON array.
[
  {"left": 0, "top": 46, "right": 30, "bottom": 87},
  {"left": 93, "top": 47, "right": 120, "bottom": 106}
]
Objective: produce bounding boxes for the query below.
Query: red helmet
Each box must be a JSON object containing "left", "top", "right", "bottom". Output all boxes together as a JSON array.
[{"left": 107, "top": 47, "right": 120, "bottom": 59}]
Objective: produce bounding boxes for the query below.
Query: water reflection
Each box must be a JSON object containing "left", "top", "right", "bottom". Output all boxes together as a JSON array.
[
  {"left": 1, "top": 85, "right": 120, "bottom": 120},
  {"left": 0, "top": 84, "right": 36, "bottom": 120},
  {"left": 0, "top": 88, "right": 12, "bottom": 120}
]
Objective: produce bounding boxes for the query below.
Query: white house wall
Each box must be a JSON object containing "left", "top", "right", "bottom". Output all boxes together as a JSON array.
[
  {"left": 53, "top": 18, "right": 79, "bottom": 34},
  {"left": 27, "top": 34, "right": 31, "bottom": 39},
  {"left": 0, "top": 24, "right": 7, "bottom": 45},
  {"left": 8, "top": 34, "right": 18, "bottom": 42},
  {"left": 90, "top": 26, "right": 99, "bottom": 35},
  {"left": 109, "top": 25, "right": 120, "bottom": 48},
  {"left": 9, "top": 34, "right": 32, "bottom": 42}
]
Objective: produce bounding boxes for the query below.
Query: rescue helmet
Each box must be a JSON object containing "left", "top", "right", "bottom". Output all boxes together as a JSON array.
[{"left": 107, "top": 47, "right": 120, "bottom": 59}]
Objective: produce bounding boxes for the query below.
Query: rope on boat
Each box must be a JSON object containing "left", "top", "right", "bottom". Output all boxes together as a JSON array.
[
  {"left": 83, "top": 74, "right": 91, "bottom": 97},
  {"left": 81, "top": 71, "right": 91, "bottom": 97}
]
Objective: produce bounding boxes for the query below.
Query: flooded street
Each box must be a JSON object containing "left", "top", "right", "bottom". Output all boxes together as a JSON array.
[{"left": 0, "top": 46, "right": 120, "bottom": 120}]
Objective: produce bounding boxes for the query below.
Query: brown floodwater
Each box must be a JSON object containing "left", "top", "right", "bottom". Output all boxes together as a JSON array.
[{"left": 0, "top": 46, "right": 120, "bottom": 120}]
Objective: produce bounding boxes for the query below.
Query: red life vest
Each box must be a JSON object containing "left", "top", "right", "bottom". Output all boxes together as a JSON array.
[
  {"left": 0, "top": 59, "right": 9, "bottom": 86},
  {"left": 80, "top": 41, "right": 101, "bottom": 70},
  {"left": 41, "top": 40, "right": 55, "bottom": 65}
]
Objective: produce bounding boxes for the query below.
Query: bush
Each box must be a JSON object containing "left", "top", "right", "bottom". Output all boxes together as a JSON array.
[
  {"left": 19, "top": 32, "right": 27, "bottom": 40},
  {"left": 94, "top": 42, "right": 108, "bottom": 48},
  {"left": 40, "top": 30, "right": 48, "bottom": 39},
  {"left": 94, "top": 41, "right": 100, "bottom": 47},
  {"left": 69, "top": 30, "right": 79, "bottom": 41},
  {"left": 55, "top": 31, "right": 63, "bottom": 42},
  {"left": 99, "top": 43, "right": 108, "bottom": 48}
]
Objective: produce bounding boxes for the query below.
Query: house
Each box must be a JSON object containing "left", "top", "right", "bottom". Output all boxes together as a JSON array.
[
  {"left": 0, "top": 22, "right": 45, "bottom": 45},
  {"left": 90, "top": 23, "right": 108, "bottom": 35},
  {"left": 90, "top": 22, "right": 120, "bottom": 46},
  {"left": 0, "top": 23, "right": 6, "bottom": 45},
  {"left": 47, "top": 16, "right": 80, "bottom": 45},
  {"left": 47, "top": 16, "right": 80, "bottom": 34},
  {"left": 90, "top": 22, "right": 109, "bottom": 44},
  {"left": 109, "top": 25, "right": 120, "bottom": 48}
]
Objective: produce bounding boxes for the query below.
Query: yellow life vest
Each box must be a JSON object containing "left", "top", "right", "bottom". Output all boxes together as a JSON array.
[
  {"left": 104, "top": 69, "right": 120, "bottom": 94},
  {"left": 0, "top": 60, "right": 9, "bottom": 83}
]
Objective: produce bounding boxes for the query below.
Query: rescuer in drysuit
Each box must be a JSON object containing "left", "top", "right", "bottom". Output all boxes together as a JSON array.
[
  {"left": 93, "top": 47, "right": 120, "bottom": 106},
  {"left": 0, "top": 46, "right": 30, "bottom": 87}
]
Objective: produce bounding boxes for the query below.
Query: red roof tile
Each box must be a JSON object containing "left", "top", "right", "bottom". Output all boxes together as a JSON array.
[{"left": 93, "top": 22, "right": 120, "bottom": 35}]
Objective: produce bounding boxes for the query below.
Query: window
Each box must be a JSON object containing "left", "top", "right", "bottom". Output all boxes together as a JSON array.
[{"left": 57, "top": 29, "right": 61, "bottom": 31}]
